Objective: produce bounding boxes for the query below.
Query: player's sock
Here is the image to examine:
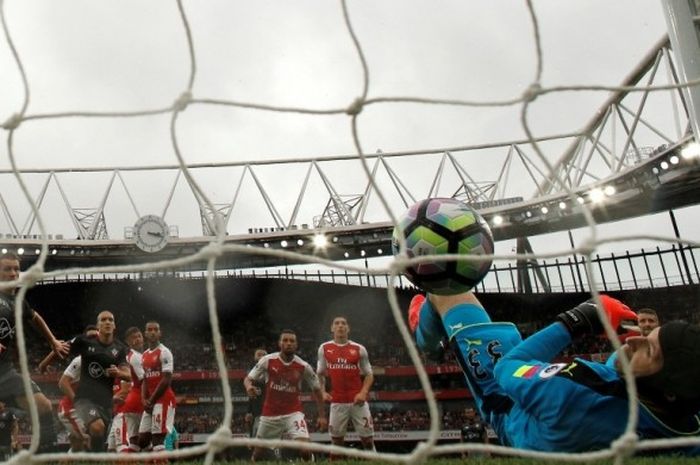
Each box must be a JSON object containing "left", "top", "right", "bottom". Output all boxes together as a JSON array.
[{"left": 409, "top": 294, "right": 448, "bottom": 358}]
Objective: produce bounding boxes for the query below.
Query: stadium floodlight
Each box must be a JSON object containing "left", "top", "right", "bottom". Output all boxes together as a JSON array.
[
  {"left": 525, "top": 211, "right": 532, "bottom": 218},
  {"left": 540, "top": 206, "right": 549, "bottom": 214},
  {"left": 360, "top": 250, "right": 366, "bottom": 257},
  {"left": 51, "top": 249, "right": 57, "bottom": 255},
  {"left": 280, "top": 240, "right": 288, "bottom": 248},
  {"left": 660, "top": 161, "right": 669, "bottom": 170},
  {"left": 492, "top": 215, "right": 504, "bottom": 226},
  {"left": 343, "top": 251, "right": 350, "bottom": 258},
  {"left": 604, "top": 185, "right": 616, "bottom": 196},
  {"left": 332, "top": 236, "right": 339, "bottom": 243},
  {"left": 263, "top": 242, "right": 270, "bottom": 248},
  {"left": 558, "top": 201, "right": 567, "bottom": 210},
  {"left": 576, "top": 196, "right": 585, "bottom": 204},
  {"left": 312, "top": 233, "right": 328, "bottom": 249},
  {"left": 589, "top": 187, "right": 605, "bottom": 203},
  {"left": 670, "top": 155, "right": 680, "bottom": 164},
  {"left": 681, "top": 142, "right": 700, "bottom": 159},
  {"left": 296, "top": 239, "right": 304, "bottom": 246},
  {"left": 377, "top": 248, "right": 383, "bottom": 254},
  {"left": 34, "top": 249, "right": 40, "bottom": 255},
  {"left": 17, "top": 248, "right": 24, "bottom": 255},
  {"left": 1, "top": 248, "right": 6, "bottom": 254}
]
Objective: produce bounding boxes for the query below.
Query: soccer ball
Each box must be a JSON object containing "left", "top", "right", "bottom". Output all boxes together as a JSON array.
[{"left": 391, "top": 198, "right": 494, "bottom": 295}]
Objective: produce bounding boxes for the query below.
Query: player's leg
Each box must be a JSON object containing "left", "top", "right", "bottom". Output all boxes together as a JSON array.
[
  {"left": 284, "top": 412, "right": 313, "bottom": 461},
  {"left": 350, "top": 403, "right": 375, "bottom": 451},
  {"left": 11, "top": 377, "right": 57, "bottom": 452},
  {"left": 252, "top": 416, "right": 285, "bottom": 462},
  {"left": 124, "top": 412, "right": 142, "bottom": 452},
  {"left": 412, "top": 293, "right": 522, "bottom": 442},
  {"left": 58, "top": 406, "right": 88, "bottom": 452},
  {"left": 107, "top": 415, "right": 118, "bottom": 453},
  {"left": 149, "top": 401, "right": 175, "bottom": 453},
  {"left": 110, "top": 412, "right": 130, "bottom": 453},
  {"left": 328, "top": 403, "right": 350, "bottom": 447},
  {"left": 74, "top": 399, "right": 110, "bottom": 451},
  {"left": 326, "top": 403, "right": 350, "bottom": 460},
  {"left": 138, "top": 411, "right": 153, "bottom": 451}
]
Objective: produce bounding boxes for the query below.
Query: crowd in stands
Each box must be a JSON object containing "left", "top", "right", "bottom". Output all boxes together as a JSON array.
[{"left": 171, "top": 405, "right": 470, "bottom": 435}]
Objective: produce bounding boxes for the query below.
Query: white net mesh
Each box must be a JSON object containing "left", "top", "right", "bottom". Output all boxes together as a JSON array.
[{"left": 1, "top": 0, "right": 700, "bottom": 464}]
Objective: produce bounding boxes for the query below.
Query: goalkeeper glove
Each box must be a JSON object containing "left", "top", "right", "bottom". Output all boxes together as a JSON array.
[
  {"left": 557, "top": 294, "right": 637, "bottom": 339},
  {"left": 407, "top": 294, "right": 448, "bottom": 361}
]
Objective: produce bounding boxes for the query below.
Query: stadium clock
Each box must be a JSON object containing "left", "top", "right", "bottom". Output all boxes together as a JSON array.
[{"left": 133, "top": 215, "right": 169, "bottom": 253}]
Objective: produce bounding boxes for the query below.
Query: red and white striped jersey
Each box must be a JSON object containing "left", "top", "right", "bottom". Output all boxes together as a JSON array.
[
  {"left": 247, "top": 352, "right": 320, "bottom": 416},
  {"left": 316, "top": 340, "right": 372, "bottom": 403}
]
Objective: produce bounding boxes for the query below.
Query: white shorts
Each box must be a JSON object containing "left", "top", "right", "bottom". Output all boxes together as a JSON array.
[
  {"left": 108, "top": 412, "right": 129, "bottom": 452},
  {"left": 124, "top": 412, "right": 143, "bottom": 443},
  {"left": 58, "top": 408, "right": 83, "bottom": 437},
  {"left": 329, "top": 402, "right": 373, "bottom": 438},
  {"left": 256, "top": 412, "right": 309, "bottom": 440},
  {"left": 139, "top": 402, "right": 176, "bottom": 436}
]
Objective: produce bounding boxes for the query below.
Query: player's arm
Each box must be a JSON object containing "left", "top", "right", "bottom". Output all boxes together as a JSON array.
[
  {"left": 355, "top": 345, "right": 373, "bottom": 405},
  {"left": 58, "top": 373, "right": 77, "bottom": 402},
  {"left": 304, "top": 363, "right": 327, "bottom": 432},
  {"left": 147, "top": 371, "right": 172, "bottom": 406},
  {"left": 243, "top": 375, "right": 259, "bottom": 397},
  {"left": 113, "top": 379, "right": 130, "bottom": 406},
  {"left": 37, "top": 350, "right": 58, "bottom": 374},
  {"left": 244, "top": 357, "right": 266, "bottom": 397},
  {"left": 107, "top": 363, "right": 131, "bottom": 381},
  {"left": 141, "top": 375, "right": 150, "bottom": 410},
  {"left": 58, "top": 356, "right": 81, "bottom": 401},
  {"left": 316, "top": 345, "right": 332, "bottom": 402},
  {"left": 30, "top": 309, "right": 69, "bottom": 358}
]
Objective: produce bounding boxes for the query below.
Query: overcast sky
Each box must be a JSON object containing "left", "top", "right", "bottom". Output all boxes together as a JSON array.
[{"left": 2, "top": 0, "right": 695, "bottom": 259}]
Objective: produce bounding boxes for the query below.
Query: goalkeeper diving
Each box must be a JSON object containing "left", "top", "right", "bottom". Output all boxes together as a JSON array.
[{"left": 409, "top": 291, "right": 700, "bottom": 454}]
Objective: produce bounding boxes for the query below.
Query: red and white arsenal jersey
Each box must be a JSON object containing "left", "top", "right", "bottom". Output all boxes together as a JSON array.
[
  {"left": 142, "top": 343, "right": 175, "bottom": 403},
  {"left": 316, "top": 340, "right": 372, "bottom": 403},
  {"left": 122, "top": 349, "right": 145, "bottom": 413},
  {"left": 247, "top": 353, "right": 320, "bottom": 417}
]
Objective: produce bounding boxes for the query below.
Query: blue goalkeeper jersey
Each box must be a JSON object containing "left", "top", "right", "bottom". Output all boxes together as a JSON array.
[{"left": 492, "top": 323, "right": 700, "bottom": 452}]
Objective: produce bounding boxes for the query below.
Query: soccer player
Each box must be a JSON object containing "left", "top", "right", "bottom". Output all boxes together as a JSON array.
[
  {"left": 245, "top": 348, "right": 268, "bottom": 438},
  {"left": 317, "top": 316, "right": 375, "bottom": 451},
  {"left": 0, "top": 252, "right": 69, "bottom": 451},
  {"left": 111, "top": 326, "right": 145, "bottom": 453},
  {"left": 409, "top": 291, "right": 700, "bottom": 453},
  {"left": 459, "top": 406, "right": 488, "bottom": 458},
  {"left": 0, "top": 401, "right": 19, "bottom": 460},
  {"left": 139, "top": 321, "right": 176, "bottom": 453},
  {"left": 244, "top": 329, "right": 328, "bottom": 462},
  {"left": 636, "top": 307, "right": 660, "bottom": 337},
  {"left": 68, "top": 310, "right": 130, "bottom": 451},
  {"left": 56, "top": 325, "right": 100, "bottom": 452}
]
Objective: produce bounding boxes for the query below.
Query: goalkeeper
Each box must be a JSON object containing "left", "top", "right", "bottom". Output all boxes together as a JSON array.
[{"left": 409, "top": 292, "right": 700, "bottom": 453}]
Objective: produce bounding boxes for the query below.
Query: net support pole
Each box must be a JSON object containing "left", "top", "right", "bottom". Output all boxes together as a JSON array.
[{"left": 661, "top": 0, "right": 700, "bottom": 140}]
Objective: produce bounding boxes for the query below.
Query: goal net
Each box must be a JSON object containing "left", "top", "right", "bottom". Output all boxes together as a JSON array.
[{"left": 1, "top": 0, "right": 699, "bottom": 464}]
